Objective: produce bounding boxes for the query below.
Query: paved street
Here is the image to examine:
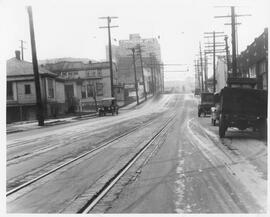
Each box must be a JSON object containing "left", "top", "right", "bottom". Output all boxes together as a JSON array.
[
  {"left": 4, "top": 1, "right": 268, "bottom": 215},
  {"left": 6, "top": 94, "right": 267, "bottom": 213}
]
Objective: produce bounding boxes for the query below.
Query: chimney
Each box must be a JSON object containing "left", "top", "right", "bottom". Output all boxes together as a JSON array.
[{"left": 15, "top": 50, "right": 21, "bottom": 60}]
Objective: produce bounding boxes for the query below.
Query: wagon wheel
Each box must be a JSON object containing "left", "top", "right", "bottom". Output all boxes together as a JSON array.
[
  {"left": 259, "top": 119, "right": 267, "bottom": 139},
  {"left": 219, "top": 115, "right": 227, "bottom": 138}
]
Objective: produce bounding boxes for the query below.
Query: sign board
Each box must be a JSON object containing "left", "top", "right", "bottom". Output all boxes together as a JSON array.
[{"left": 124, "top": 84, "right": 135, "bottom": 89}]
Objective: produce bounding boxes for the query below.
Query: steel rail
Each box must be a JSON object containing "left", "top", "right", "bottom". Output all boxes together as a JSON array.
[
  {"left": 79, "top": 113, "right": 176, "bottom": 213},
  {"left": 6, "top": 116, "right": 160, "bottom": 197}
]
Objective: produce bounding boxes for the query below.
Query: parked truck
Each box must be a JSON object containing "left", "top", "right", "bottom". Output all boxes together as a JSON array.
[{"left": 218, "top": 87, "right": 267, "bottom": 138}]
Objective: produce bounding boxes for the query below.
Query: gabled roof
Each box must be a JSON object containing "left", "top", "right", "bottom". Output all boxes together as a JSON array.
[{"left": 6, "top": 58, "right": 57, "bottom": 77}]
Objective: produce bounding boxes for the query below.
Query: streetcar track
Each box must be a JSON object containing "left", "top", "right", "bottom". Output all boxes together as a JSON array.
[
  {"left": 7, "top": 113, "right": 162, "bottom": 165},
  {"left": 78, "top": 113, "right": 176, "bottom": 213},
  {"left": 6, "top": 115, "right": 161, "bottom": 197},
  {"left": 7, "top": 122, "right": 145, "bottom": 164},
  {"left": 6, "top": 114, "right": 160, "bottom": 183},
  {"left": 6, "top": 103, "right": 179, "bottom": 197},
  {"left": 6, "top": 95, "right": 180, "bottom": 213}
]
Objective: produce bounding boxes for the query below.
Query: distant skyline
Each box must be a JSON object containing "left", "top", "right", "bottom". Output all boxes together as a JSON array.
[{"left": 2, "top": 0, "right": 269, "bottom": 81}]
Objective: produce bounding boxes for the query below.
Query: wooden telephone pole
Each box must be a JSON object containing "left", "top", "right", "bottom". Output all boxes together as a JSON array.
[
  {"left": 199, "top": 42, "right": 205, "bottom": 92},
  {"left": 204, "top": 31, "right": 226, "bottom": 93},
  {"left": 136, "top": 44, "right": 147, "bottom": 101},
  {"left": 99, "top": 16, "right": 118, "bottom": 98},
  {"left": 204, "top": 51, "right": 208, "bottom": 91},
  {"left": 129, "top": 48, "right": 139, "bottom": 105},
  {"left": 224, "top": 35, "right": 231, "bottom": 76},
  {"left": 215, "top": 6, "right": 251, "bottom": 77},
  {"left": 27, "top": 6, "right": 44, "bottom": 126},
  {"left": 194, "top": 60, "right": 201, "bottom": 92}
]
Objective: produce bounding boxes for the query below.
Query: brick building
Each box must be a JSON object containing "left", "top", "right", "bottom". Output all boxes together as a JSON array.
[
  {"left": 238, "top": 28, "right": 268, "bottom": 89},
  {"left": 106, "top": 34, "right": 164, "bottom": 95}
]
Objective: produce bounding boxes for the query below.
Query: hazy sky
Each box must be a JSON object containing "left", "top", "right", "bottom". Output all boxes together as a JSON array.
[{"left": 2, "top": 0, "right": 269, "bottom": 81}]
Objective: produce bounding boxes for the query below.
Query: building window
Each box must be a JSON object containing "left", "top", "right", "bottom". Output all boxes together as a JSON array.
[
  {"left": 7, "top": 81, "right": 13, "bottom": 100},
  {"left": 48, "top": 79, "right": 54, "bottom": 98},
  {"left": 25, "top": 84, "right": 31, "bottom": 94},
  {"left": 249, "top": 65, "right": 256, "bottom": 78},
  {"left": 259, "top": 61, "right": 266, "bottom": 75},
  {"left": 68, "top": 72, "right": 72, "bottom": 78},
  {"left": 96, "top": 83, "right": 103, "bottom": 96},
  {"left": 87, "top": 84, "right": 94, "bottom": 97},
  {"left": 97, "top": 69, "right": 102, "bottom": 77},
  {"left": 262, "top": 73, "right": 267, "bottom": 90},
  {"left": 81, "top": 85, "right": 86, "bottom": 98}
]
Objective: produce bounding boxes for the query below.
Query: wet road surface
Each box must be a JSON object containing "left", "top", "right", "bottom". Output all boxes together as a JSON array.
[{"left": 6, "top": 94, "right": 267, "bottom": 213}]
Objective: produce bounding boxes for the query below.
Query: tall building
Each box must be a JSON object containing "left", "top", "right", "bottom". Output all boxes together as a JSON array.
[
  {"left": 106, "top": 34, "right": 164, "bottom": 96},
  {"left": 106, "top": 34, "right": 162, "bottom": 63}
]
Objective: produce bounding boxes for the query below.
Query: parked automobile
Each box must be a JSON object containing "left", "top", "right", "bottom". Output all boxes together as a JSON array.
[
  {"left": 218, "top": 87, "right": 267, "bottom": 138},
  {"left": 198, "top": 92, "right": 214, "bottom": 117},
  {"left": 97, "top": 97, "right": 119, "bottom": 116}
]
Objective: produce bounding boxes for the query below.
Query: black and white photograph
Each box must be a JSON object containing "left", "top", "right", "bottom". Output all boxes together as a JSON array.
[{"left": 1, "top": 0, "right": 269, "bottom": 214}]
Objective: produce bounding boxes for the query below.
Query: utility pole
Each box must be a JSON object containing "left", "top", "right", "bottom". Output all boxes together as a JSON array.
[
  {"left": 19, "top": 40, "right": 26, "bottom": 60},
  {"left": 213, "top": 32, "right": 216, "bottom": 93},
  {"left": 215, "top": 6, "right": 251, "bottom": 77},
  {"left": 149, "top": 53, "right": 155, "bottom": 95},
  {"left": 130, "top": 48, "right": 139, "bottom": 105},
  {"left": 92, "top": 81, "right": 98, "bottom": 112},
  {"left": 99, "top": 16, "right": 118, "bottom": 98},
  {"left": 197, "top": 58, "right": 204, "bottom": 92},
  {"left": 204, "top": 51, "right": 208, "bottom": 91},
  {"left": 194, "top": 60, "right": 201, "bottom": 92},
  {"left": 204, "top": 31, "right": 226, "bottom": 93},
  {"left": 27, "top": 6, "right": 44, "bottom": 126},
  {"left": 224, "top": 35, "right": 231, "bottom": 76},
  {"left": 199, "top": 42, "right": 204, "bottom": 92},
  {"left": 230, "top": 7, "right": 237, "bottom": 77},
  {"left": 136, "top": 44, "right": 147, "bottom": 101}
]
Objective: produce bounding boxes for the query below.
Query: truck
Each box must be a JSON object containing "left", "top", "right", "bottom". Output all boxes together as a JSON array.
[
  {"left": 198, "top": 92, "right": 214, "bottom": 117},
  {"left": 194, "top": 88, "right": 201, "bottom": 96},
  {"left": 218, "top": 87, "right": 267, "bottom": 138}
]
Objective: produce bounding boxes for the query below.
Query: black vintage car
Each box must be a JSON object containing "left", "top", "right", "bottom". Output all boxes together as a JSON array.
[
  {"left": 97, "top": 97, "right": 119, "bottom": 116},
  {"left": 218, "top": 87, "right": 267, "bottom": 138},
  {"left": 198, "top": 92, "right": 214, "bottom": 117}
]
